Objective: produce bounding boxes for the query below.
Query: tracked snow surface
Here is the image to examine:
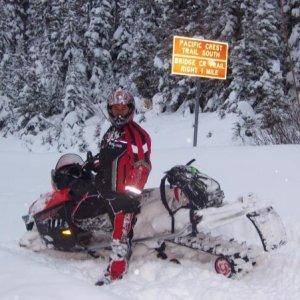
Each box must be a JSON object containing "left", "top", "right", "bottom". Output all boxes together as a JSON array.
[{"left": 0, "top": 112, "right": 300, "bottom": 300}]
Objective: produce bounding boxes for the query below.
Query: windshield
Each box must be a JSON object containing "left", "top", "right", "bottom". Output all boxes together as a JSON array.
[{"left": 55, "top": 153, "right": 84, "bottom": 170}]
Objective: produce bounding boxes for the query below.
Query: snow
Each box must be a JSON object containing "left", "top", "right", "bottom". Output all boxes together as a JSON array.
[
  {"left": 142, "top": 111, "right": 242, "bottom": 148},
  {"left": 153, "top": 56, "right": 164, "bottom": 69},
  {"left": 93, "top": 48, "right": 101, "bottom": 58},
  {"left": 236, "top": 101, "right": 255, "bottom": 117},
  {"left": 227, "top": 90, "right": 238, "bottom": 104},
  {"left": 291, "top": 8, "right": 300, "bottom": 18},
  {"left": 113, "top": 26, "right": 124, "bottom": 40},
  {"left": 1, "top": 113, "right": 300, "bottom": 299},
  {"left": 289, "top": 24, "right": 300, "bottom": 47},
  {"left": 76, "top": 62, "right": 87, "bottom": 73},
  {"left": 221, "top": 20, "right": 234, "bottom": 37},
  {"left": 271, "top": 59, "right": 281, "bottom": 73},
  {"left": 34, "top": 60, "right": 44, "bottom": 76}
]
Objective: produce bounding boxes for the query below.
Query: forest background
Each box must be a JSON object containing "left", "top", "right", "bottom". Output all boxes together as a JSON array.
[{"left": 0, "top": 0, "right": 299, "bottom": 150}]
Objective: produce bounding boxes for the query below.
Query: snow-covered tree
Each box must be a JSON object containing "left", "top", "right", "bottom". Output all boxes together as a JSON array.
[
  {"left": 111, "top": 0, "right": 136, "bottom": 89},
  {"left": 130, "top": 1, "right": 160, "bottom": 100},
  {"left": 58, "top": 51, "right": 93, "bottom": 150},
  {"left": 223, "top": 1, "right": 287, "bottom": 124},
  {"left": 201, "top": 0, "right": 242, "bottom": 112},
  {"left": 0, "top": 0, "right": 298, "bottom": 147},
  {"left": 0, "top": 1, "right": 28, "bottom": 134},
  {"left": 0, "top": 1, "right": 27, "bottom": 96},
  {"left": 285, "top": 0, "right": 300, "bottom": 102},
  {"left": 248, "top": 0, "right": 287, "bottom": 128},
  {"left": 85, "top": 0, "right": 114, "bottom": 102}
]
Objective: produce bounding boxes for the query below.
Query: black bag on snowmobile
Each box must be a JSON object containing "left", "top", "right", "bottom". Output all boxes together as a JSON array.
[
  {"left": 164, "top": 163, "right": 224, "bottom": 210},
  {"left": 159, "top": 161, "right": 224, "bottom": 234}
]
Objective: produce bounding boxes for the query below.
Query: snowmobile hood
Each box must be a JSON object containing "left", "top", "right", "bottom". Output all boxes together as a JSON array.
[{"left": 29, "top": 188, "right": 70, "bottom": 216}]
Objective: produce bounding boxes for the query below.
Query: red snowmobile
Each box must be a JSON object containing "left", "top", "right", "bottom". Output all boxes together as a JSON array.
[{"left": 21, "top": 154, "right": 287, "bottom": 278}]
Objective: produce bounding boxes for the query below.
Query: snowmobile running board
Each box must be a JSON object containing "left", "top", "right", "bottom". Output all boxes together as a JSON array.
[
  {"left": 86, "top": 224, "right": 193, "bottom": 253},
  {"left": 134, "top": 224, "right": 192, "bottom": 244}
]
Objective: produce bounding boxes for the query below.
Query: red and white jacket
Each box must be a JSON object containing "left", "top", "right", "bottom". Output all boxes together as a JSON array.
[{"left": 96, "top": 120, "right": 151, "bottom": 195}]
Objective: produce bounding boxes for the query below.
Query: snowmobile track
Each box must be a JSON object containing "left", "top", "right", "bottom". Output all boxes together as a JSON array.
[{"left": 167, "top": 231, "right": 261, "bottom": 278}]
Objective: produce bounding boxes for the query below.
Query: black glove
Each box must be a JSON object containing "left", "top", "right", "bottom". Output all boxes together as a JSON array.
[{"left": 84, "top": 151, "right": 101, "bottom": 173}]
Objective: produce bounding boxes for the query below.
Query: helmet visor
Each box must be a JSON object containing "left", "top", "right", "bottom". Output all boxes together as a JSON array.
[{"left": 110, "top": 104, "right": 130, "bottom": 117}]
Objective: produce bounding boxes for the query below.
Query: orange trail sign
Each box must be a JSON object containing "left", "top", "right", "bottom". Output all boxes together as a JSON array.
[{"left": 172, "top": 36, "right": 228, "bottom": 80}]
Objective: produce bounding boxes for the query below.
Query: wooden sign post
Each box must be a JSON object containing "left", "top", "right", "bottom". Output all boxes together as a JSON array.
[{"left": 171, "top": 36, "right": 228, "bottom": 146}]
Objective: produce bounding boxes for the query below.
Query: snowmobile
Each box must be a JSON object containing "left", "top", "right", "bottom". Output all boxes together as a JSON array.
[{"left": 20, "top": 154, "right": 287, "bottom": 279}]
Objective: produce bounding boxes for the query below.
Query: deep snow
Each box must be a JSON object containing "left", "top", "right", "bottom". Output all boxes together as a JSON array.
[{"left": 0, "top": 112, "right": 300, "bottom": 300}]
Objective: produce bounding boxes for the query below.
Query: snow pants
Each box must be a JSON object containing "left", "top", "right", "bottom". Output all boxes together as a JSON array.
[{"left": 72, "top": 191, "right": 140, "bottom": 282}]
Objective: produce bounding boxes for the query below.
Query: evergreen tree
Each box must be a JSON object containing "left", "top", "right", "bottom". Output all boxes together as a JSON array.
[
  {"left": 58, "top": 51, "right": 93, "bottom": 150},
  {"left": 201, "top": 0, "right": 241, "bottom": 112},
  {"left": 13, "top": 0, "right": 64, "bottom": 135},
  {"left": 111, "top": 0, "right": 135, "bottom": 88},
  {"left": 248, "top": 0, "right": 287, "bottom": 127},
  {"left": 0, "top": 0, "right": 298, "bottom": 147},
  {"left": 222, "top": 0, "right": 258, "bottom": 112},
  {"left": 0, "top": 91, "right": 16, "bottom": 136},
  {"left": 285, "top": 0, "right": 300, "bottom": 102},
  {"left": 224, "top": 1, "right": 287, "bottom": 112},
  {"left": 85, "top": 0, "right": 114, "bottom": 102},
  {"left": 130, "top": 1, "right": 159, "bottom": 100},
  {"left": 0, "top": 0, "right": 27, "bottom": 98}
]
